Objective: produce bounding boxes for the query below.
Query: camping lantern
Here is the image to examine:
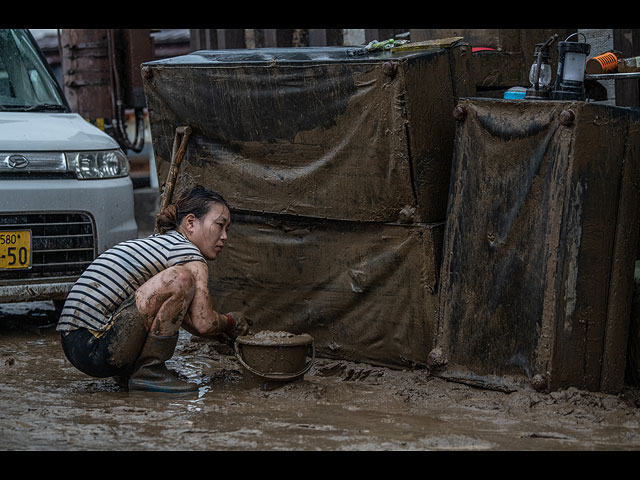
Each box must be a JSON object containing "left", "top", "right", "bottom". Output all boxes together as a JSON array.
[
  {"left": 525, "top": 34, "right": 558, "bottom": 100},
  {"left": 551, "top": 33, "right": 591, "bottom": 100}
]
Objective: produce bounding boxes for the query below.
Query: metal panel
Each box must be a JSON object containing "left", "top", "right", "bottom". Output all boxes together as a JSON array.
[{"left": 434, "top": 98, "right": 640, "bottom": 393}]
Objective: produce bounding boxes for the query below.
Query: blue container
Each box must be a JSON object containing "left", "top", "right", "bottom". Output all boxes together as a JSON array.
[{"left": 504, "top": 87, "right": 526, "bottom": 99}]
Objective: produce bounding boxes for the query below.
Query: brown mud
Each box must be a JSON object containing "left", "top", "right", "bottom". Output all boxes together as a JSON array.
[{"left": 1, "top": 302, "right": 640, "bottom": 451}]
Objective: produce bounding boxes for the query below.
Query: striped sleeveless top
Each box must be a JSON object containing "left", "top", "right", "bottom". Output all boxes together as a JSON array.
[{"left": 56, "top": 230, "right": 206, "bottom": 332}]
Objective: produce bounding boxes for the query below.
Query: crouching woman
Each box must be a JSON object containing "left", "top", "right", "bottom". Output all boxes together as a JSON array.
[{"left": 57, "top": 184, "right": 251, "bottom": 393}]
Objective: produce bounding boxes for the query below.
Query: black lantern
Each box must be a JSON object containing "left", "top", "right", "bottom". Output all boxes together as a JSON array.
[
  {"left": 551, "top": 33, "right": 591, "bottom": 101},
  {"left": 525, "top": 34, "right": 558, "bottom": 100}
]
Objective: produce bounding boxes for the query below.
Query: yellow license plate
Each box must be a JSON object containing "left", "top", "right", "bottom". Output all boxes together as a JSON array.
[{"left": 0, "top": 230, "right": 32, "bottom": 269}]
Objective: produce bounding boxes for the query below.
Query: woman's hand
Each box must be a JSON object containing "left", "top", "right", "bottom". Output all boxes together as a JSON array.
[{"left": 224, "top": 312, "right": 253, "bottom": 339}]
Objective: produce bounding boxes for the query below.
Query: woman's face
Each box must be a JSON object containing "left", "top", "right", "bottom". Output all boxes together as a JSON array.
[{"left": 184, "top": 203, "right": 231, "bottom": 260}]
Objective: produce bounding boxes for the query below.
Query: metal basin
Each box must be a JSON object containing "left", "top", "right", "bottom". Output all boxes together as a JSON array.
[{"left": 234, "top": 330, "right": 314, "bottom": 390}]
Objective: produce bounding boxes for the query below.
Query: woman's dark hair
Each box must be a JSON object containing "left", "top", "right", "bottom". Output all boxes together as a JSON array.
[{"left": 155, "top": 184, "right": 230, "bottom": 234}]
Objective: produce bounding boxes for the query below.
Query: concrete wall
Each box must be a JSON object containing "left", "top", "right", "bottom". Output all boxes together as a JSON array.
[{"left": 580, "top": 29, "right": 616, "bottom": 106}]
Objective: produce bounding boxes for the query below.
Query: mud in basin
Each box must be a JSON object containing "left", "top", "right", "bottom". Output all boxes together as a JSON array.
[{"left": 234, "top": 330, "right": 314, "bottom": 390}]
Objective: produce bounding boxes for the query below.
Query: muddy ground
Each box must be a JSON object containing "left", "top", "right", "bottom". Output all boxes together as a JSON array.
[{"left": 1, "top": 302, "right": 640, "bottom": 451}]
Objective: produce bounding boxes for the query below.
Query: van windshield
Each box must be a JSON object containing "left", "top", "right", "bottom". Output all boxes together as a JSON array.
[{"left": 0, "top": 29, "right": 67, "bottom": 111}]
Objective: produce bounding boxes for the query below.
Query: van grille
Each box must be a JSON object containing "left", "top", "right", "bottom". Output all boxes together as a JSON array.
[{"left": 0, "top": 213, "right": 95, "bottom": 281}]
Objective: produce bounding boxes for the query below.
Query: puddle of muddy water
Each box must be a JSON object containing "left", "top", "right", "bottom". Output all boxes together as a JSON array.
[{"left": 2, "top": 305, "right": 640, "bottom": 450}]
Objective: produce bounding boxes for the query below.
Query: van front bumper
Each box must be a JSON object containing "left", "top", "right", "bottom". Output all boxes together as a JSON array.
[
  {"left": 0, "top": 176, "right": 138, "bottom": 304},
  {"left": 0, "top": 281, "right": 75, "bottom": 303}
]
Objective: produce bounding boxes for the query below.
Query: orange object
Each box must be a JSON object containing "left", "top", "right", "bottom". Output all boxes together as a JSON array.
[{"left": 586, "top": 52, "right": 618, "bottom": 74}]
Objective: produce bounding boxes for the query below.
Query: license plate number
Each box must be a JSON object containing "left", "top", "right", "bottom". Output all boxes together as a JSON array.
[{"left": 0, "top": 230, "right": 32, "bottom": 269}]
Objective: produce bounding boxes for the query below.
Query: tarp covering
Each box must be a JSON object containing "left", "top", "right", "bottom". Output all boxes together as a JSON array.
[
  {"left": 142, "top": 45, "right": 471, "bottom": 368},
  {"left": 143, "top": 46, "right": 471, "bottom": 224},
  {"left": 436, "top": 98, "right": 640, "bottom": 393},
  {"left": 209, "top": 212, "right": 442, "bottom": 367}
]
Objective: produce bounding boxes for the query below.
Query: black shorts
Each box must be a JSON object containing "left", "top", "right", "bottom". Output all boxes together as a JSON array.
[{"left": 60, "top": 294, "right": 149, "bottom": 378}]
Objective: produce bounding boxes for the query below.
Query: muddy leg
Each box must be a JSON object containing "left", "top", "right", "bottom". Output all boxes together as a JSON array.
[
  {"left": 128, "top": 266, "right": 198, "bottom": 393},
  {"left": 135, "top": 265, "right": 196, "bottom": 336}
]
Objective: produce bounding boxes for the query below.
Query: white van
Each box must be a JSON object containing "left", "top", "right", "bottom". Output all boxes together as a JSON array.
[{"left": 0, "top": 29, "right": 137, "bottom": 310}]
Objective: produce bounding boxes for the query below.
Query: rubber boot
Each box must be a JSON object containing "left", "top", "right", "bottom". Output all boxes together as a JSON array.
[
  {"left": 128, "top": 333, "right": 198, "bottom": 393},
  {"left": 113, "top": 375, "right": 129, "bottom": 388}
]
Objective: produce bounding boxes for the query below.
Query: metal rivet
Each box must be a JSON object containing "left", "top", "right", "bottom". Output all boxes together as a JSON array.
[
  {"left": 559, "top": 109, "right": 575, "bottom": 126},
  {"left": 531, "top": 374, "right": 547, "bottom": 392},
  {"left": 142, "top": 66, "right": 153, "bottom": 80},
  {"left": 453, "top": 105, "right": 467, "bottom": 122},
  {"left": 427, "top": 347, "right": 447, "bottom": 371},
  {"left": 382, "top": 61, "right": 396, "bottom": 77}
]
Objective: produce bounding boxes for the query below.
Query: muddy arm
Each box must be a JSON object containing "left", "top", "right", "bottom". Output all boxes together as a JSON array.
[{"left": 180, "top": 260, "right": 229, "bottom": 338}]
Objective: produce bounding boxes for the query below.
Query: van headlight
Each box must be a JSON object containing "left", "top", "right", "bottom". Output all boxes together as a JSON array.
[{"left": 66, "top": 150, "right": 129, "bottom": 179}]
